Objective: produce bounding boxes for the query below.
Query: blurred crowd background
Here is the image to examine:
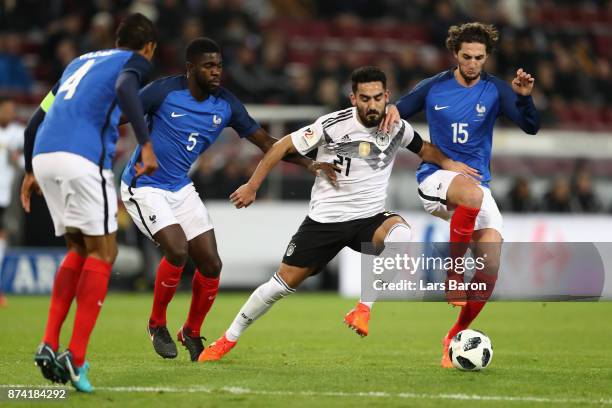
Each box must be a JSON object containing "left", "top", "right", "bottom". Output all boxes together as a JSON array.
[{"left": 1, "top": 0, "right": 612, "bottom": 250}]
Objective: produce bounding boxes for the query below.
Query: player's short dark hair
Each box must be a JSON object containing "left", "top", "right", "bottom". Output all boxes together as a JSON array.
[
  {"left": 445, "top": 22, "right": 499, "bottom": 54},
  {"left": 186, "top": 37, "right": 221, "bottom": 62},
  {"left": 351, "top": 66, "right": 386, "bottom": 93},
  {"left": 0, "top": 96, "right": 13, "bottom": 105},
  {"left": 115, "top": 13, "right": 157, "bottom": 50}
]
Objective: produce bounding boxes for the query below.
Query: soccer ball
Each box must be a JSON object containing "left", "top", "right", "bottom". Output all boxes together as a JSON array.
[{"left": 448, "top": 329, "right": 493, "bottom": 371}]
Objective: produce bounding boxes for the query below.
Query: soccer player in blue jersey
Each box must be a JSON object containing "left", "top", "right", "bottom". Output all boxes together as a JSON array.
[
  {"left": 20, "top": 14, "right": 159, "bottom": 391},
  {"left": 378, "top": 22, "right": 539, "bottom": 367},
  {"left": 120, "top": 38, "right": 337, "bottom": 362}
]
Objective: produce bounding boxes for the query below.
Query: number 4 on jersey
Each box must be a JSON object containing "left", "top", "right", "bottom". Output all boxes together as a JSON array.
[{"left": 57, "top": 59, "right": 95, "bottom": 100}]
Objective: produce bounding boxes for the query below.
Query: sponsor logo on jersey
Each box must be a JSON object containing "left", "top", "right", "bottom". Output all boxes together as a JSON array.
[
  {"left": 434, "top": 104, "right": 450, "bottom": 110},
  {"left": 213, "top": 114, "right": 222, "bottom": 127},
  {"left": 149, "top": 214, "right": 157, "bottom": 224},
  {"left": 286, "top": 242, "right": 296, "bottom": 256},
  {"left": 340, "top": 134, "right": 351, "bottom": 143}
]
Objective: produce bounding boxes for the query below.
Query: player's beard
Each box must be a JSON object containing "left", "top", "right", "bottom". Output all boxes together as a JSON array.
[
  {"left": 458, "top": 66, "right": 480, "bottom": 83},
  {"left": 196, "top": 75, "right": 219, "bottom": 94},
  {"left": 358, "top": 108, "right": 382, "bottom": 127}
]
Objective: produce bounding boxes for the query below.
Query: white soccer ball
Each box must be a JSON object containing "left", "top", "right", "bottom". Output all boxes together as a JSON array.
[{"left": 448, "top": 329, "right": 493, "bottom": 371}]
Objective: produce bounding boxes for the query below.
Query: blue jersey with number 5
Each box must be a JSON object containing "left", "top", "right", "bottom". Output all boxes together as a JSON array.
[
  {"left": 121, "top": 75, "right": 260, "bottom": 191},
  {"left": 395, "top": 70, "right": 539, "bottom": 187},
  {"left": 33, "top": 49, "right": 151, "bottom": 169}
]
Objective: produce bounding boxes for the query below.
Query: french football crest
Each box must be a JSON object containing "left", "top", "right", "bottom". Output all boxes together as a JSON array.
[
  {"left": 476, "top": 103, "right": 486, "bottom": 117},
  {"left": 213, "top": 114, "right": 222, "bottom": 127}
]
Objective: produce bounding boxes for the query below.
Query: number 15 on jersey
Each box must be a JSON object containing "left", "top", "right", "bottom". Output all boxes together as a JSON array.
[{"left": 451, "top": 122, "right": 469, "bottom": 144}]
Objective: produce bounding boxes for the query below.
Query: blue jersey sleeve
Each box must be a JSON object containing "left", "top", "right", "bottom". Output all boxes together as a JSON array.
[
  {"left": 221, "top": 89, "right": 261, "bottom": 138},
  {"left": 116, "top": 72, "right": 149, "bottom": 144},
  {"left": 395, "top": 71, "right": 448, "bottom": 118},
  {"left": 139, "top": 76, "right": 184, "bottom": 115},
  {"left": 121, "top": 52, "right": 151, "bottom": 85},
  {"left": 490, "top": 76, "right": 540, "bottom": 135}
]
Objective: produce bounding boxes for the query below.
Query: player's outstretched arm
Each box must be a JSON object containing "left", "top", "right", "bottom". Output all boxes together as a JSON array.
[
  {"left": 418, "top": 141, "right": 481, "bottom": 182},
  {"left": 230, "top": 135, "right": 298, "bottom": 208},
  {"left": 496, "top": 68, "right": 540, "bottom": 135},
  {"left": 246, "top": 128, "right": 339, "bottom": 180}
]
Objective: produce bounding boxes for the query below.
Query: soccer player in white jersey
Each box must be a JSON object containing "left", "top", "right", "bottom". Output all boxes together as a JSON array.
[
  {"left": 0, "top": 97, "right": 24, "bottom": 307},
  {"left": 198, "top": 66, "right": 479, "bottom": 361}
]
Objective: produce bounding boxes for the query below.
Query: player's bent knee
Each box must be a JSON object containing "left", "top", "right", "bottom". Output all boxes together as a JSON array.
[
  {"left": 449, "top": 177, "right": 483, "bottom": 209},
  {"left": 164, "top": 241, "right": 189, "bottom": 266},
  {"left": 466, "top": 186, "right": 484, "bottom": 209},
  {"left": 199, "top": 257, "right": 222, "bottom": 278},
  {"left": 481, "top": 257, "right": 500, "bottom": 276}
]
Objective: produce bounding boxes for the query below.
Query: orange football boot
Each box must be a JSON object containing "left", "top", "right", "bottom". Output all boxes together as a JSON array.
[
  {"left": 198, "top": 334, "right": 236, "bottom": 362},
  {"left": 441, "top": 336, "right": 454, "bottom": 368},
  {"left": 344, "top": 302, "right": 370, "bottom": 337}
]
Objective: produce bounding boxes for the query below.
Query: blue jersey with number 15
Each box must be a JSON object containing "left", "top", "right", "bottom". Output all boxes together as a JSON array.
[
  {"left": 121, "top": 75, "right": 260, "bottom": 192},
  {"left": 33, "top": 49, "right": 151, "bottom": 169},
  {"left": 396, "top": 70, "right": 539, "bottom": 187}
]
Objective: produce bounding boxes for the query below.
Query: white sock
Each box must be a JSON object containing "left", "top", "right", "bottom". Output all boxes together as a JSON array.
[
  {"left": 362, "top": 223, "right": 412, "bottom": 311},
  {"left": 359, "top": 301, "right": 373, "bottom": 310},
  {"left": 225, "top": 273, "right": 295, "bottom": 342}
]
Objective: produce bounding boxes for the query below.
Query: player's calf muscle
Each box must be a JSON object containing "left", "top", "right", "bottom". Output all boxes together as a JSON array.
[{"left": 277, "top": 264, "right": 315, "bottom": 288}]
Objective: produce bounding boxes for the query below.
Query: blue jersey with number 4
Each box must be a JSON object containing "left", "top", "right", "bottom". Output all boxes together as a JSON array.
[
  {"left": 396, "top": 70, "right": 539, "bottom": 187},
  {"left": 33, "top": 49, "right": 151, "bottom": 169},
  {"left": 121, "top": 75, "right": 260, "bottom": 191}
]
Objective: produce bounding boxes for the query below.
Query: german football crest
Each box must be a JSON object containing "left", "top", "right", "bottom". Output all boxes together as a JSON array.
[
  {"left": 375, "top": 131, "right": 389, "bottom": 147},
  {"left": 286, "top": 242, "right": 296, "bottom": 256}
]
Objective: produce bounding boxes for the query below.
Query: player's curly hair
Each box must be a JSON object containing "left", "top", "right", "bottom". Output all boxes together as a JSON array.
[{"left": 445, "top": 22, "right": 499, "bottom": 54}]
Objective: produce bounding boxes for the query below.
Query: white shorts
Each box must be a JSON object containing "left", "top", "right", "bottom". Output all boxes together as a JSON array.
[
  {"left": 33, "top": 152, "right": 118, "bottom": 237},
  {"left": 120, "top": 182, "right": 213, "bottom": 242},
  {"left": 417, "top": 170, "right": 503, "bottom": 235}
]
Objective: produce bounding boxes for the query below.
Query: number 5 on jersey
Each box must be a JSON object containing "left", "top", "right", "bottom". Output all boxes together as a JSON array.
[
  {"left": 451, "top": 122, "right": 469, "bottom": 144},
  {"left": 187, "top": 132, "right": 198, "bottom": 151}
]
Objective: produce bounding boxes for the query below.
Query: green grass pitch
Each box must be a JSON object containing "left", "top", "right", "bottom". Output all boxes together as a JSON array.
[{"left": 2, "top": 293, "right": 612, "bottom": 407}]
